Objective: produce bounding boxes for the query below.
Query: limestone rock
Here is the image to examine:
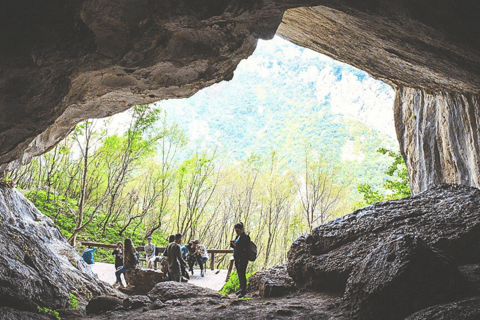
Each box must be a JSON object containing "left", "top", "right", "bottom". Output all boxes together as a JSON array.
[
  {"left": 278, "top": 4, "right": 480, "bottom": 94},
  {"left": 248, "top": 264, "right": 296, "bottom": 297},
  {"left": 123, "top": 295, "right": 152, "bottom": 309},
  {"left": 2, "top": 1, "right": 480, "bottom": 199},
  {"left": 148, "top": 282, "right": 224, "bottom": 302},
  {"left": 405, "top": 297, "right": 480, "bottom": 320},
  {"left": 344, "top": 234, "right": 469, "bottom": 320},
  {"left": 288, "top": 184, "right": 480, "bottom": 292},
  {"left": 0, "top": 188, "right": 115, "bottom": 314},
  {"left": 86, "top": 295, "right": 123, "bottom": 315},
  {"left": 123, "top": 268, "right": 165, "bottom": 295},
  {"left": 395, "top": 87, "right": 480, "bottom": 194}
]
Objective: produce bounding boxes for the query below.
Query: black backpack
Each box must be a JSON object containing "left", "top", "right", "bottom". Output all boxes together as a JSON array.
[{"left": 248, "top": 240, "right": 257, "bottom": 262}]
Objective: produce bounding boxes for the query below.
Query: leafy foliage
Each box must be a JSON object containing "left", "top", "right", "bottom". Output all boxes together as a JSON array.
[
  {"left": 357, "top": 148, "right": 411, "bottom": 205},
  {"left": 69, "top": 293, "right": 78, "bottom": 309},
  {"left": 37, "top": 306, "right": 61, "bottom": 320},
  {"left": 219, "top": 271, "right": 255, "bottom": 295}
]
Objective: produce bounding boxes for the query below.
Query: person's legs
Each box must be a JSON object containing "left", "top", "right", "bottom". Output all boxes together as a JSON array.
[
  {"left": 115, "top": 266, "right": 127, "bottom": 286},
  {"left": 188, "top": 256, "right": 195, "bottom": 274},
  {"left": 237, "top": 259, "right": 248, "bottom": 296}
]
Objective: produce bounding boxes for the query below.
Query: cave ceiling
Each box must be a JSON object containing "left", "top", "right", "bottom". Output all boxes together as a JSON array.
[{"left": 1, "top": 0, "right": 479, "bottom": 191}]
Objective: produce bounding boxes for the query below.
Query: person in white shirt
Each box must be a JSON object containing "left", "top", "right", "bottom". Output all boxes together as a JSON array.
[
  {"left": 194, "top": 240, "right": 208, "bottom": 277},
  {"left": 144, "top": 237, "right": 156, "bottom": 268}
]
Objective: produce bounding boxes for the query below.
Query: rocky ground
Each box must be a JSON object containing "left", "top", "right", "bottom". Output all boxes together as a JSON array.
[{"left": 2, "top": 184, "right": 480, "bottom": 320}]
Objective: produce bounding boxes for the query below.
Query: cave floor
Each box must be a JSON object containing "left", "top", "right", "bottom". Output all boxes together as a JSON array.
[
  {"left": 90, "top": 262, "right": 228, "bottom": 291},
  {"left": 81, "top": 291, "right": 347, "bottom": 320}
]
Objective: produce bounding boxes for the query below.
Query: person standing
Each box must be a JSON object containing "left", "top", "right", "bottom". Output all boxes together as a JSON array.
[
  {"left": 230, "top": 222, "right": 251, "bottom": 298},
  {"left": 144, "top": 237, "right": 156, "bottom": 269},
  {"left": 112, "top": 241, "right": 124, "bottom": 270},
  {"left": 114, "top": 238, "right": 137, "bottom": 288},
  {"left": 164, "top": 233, "right": 184, "bottom": 282}
]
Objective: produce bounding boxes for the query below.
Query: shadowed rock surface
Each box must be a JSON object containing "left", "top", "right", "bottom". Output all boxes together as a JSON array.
[
  {"left": 405, "top": 297, "right": 480, "bottom": 320},
  {"left": 1, "top": 1, "right": 480, "bottom": 195},
  {"left": 288, "top": 184, "right": 480, "bottom": 292},
  {"left": 0, "top": 188, "right": 121, "bottom": 317},
  {"left": 248, "top": 264, "right": 297, "bottom": 297},
  {"left": 344, "top": 234, "right": 470, "bottom": 320}
]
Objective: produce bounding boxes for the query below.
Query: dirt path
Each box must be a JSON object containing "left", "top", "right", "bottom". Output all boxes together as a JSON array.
[{"left": 89, "top": 262, "right": 228, "bottom": 291}]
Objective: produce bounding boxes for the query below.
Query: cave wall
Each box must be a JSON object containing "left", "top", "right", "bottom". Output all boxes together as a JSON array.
[
  {"left": 395, "top": 87, "right": 480, "bottom": 194},
  {"left": 1, "top": 1, "right": 480, "bottom": 193}
]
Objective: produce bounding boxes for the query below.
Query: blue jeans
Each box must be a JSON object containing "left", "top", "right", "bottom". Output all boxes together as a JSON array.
[{"left": 115, "top": 266, "right": 128, "bottom": 283}]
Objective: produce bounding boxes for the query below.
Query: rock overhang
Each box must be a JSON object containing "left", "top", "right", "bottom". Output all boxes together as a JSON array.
[{"left": 1, "top": 0, "right": 480, "bottom": 194}]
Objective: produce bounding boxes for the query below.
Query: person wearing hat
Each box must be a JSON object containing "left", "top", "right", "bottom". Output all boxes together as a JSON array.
[{"left": 144, "top": 236, "right": 156, "bottom": 269}]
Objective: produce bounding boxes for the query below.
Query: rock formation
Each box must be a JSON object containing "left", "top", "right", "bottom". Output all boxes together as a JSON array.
[
  {"left": 2, "top": 1, "right": 480, "bottom": 194},
  {"left": 287, "top": 184, "right": 480, "bottom": 318},
  {"left": 0, "top": 187, "right": 120, "bottom": 318}
]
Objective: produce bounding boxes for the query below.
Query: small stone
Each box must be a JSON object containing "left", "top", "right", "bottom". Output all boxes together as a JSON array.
[
  {"left": 150, "top": 300, "right": 165, "bottom": 310},
  {"left": 123, "top": 295, "right": 151, "bottom": 309}
]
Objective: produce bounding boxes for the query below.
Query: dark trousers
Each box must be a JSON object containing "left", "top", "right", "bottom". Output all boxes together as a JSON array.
[
  {"left": 187, "top": 255, "right": 205, "bottom": 271},
  {"left": 235, "top": 258, "right": 248, "bottom": 292}
]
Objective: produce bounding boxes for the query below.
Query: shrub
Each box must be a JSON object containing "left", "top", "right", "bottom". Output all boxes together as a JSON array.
[
  {"left": 219, "top": 271, "right": 255, "bottom": 295},
  {"left": 69, "top": 293, "right": 78, "bottom": 309},
  {"left": 37, "top": 306, "right": 61, "bottom": 320}
]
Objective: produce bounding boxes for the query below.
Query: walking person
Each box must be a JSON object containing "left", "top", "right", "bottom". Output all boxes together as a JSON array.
[
  {"left": 114, "top": 238, "right": 137, "bottom": 288},
  {"left": 230, "top": 222, "right": 251, "bottom": 298}
]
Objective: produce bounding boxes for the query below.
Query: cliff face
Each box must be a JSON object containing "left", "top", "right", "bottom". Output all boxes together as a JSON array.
[{"left": 395, "top": 88, "right": 480, "bottom": 194}]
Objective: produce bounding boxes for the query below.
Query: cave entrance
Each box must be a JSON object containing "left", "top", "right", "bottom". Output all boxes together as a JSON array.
[{"left": 9, "top": 36, "right": 402, "bottom": 270}]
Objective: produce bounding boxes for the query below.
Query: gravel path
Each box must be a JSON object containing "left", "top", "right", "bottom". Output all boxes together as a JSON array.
[{"left": 89, "top": 262, "right": 228, "bottom": 291}]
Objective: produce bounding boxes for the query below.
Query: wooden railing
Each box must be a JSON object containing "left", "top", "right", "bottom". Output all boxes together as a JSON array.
[{"left": 81, "top": 241, "right": 233, "bottom": 277}]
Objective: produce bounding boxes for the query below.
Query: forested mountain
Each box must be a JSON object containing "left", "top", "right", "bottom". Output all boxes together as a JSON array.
[{"left": 158, "top": 36, "right": 397, "bottom": 197}]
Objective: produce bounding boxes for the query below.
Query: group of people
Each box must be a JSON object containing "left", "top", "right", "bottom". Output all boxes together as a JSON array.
[
  {"left": 109, "top": 222, "right": 251, "bottom": 298},
  {"left": 111, "top": 234, "right": 210, "bottom": 287},
  {"left": 165, "top": 234, "right": 209, "bottom": 281}
]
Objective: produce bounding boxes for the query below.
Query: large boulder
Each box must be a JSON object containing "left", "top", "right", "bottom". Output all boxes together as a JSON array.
[
  {"left": 0, "top": 188, "right": 115, "bottom": 315},
  {"left": 248, "top": 264, "right": 296, "bottom": 298},
  {"left": 147, "top": 282, "right": 224, "bottom": 302},
  {"left": 123, "top": 268, "right": 165, "bottom": 295},
  {"left": 344, "top": 234, "right": 470, "bottom": 320},
  {"left": 288, "top": 184, "right": 480, "bottom": 292},
  {"left": 86, "top": 295, "right": 123, "bottom": 315}
]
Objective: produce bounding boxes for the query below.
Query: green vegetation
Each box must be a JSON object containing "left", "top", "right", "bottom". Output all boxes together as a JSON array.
[
  {"left": 219, "top": 271, "right": 255, "bottom": 295},
  {"left": 37, "top": 306, "right": 61, "bottom": 320},
  {"left": 7, "top": 40, "right": 408, "bottom": 271},
  {"left": 69, "top": 293, "right": 78, "bottom": 309},
  {"left": 357, "top": 148, "right": 411, "bottom": 206}
]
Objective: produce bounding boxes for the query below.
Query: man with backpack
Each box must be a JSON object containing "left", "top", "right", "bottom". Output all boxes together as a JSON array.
[{"left": 230, "top": 222, "right": 254, "bottom": 298}]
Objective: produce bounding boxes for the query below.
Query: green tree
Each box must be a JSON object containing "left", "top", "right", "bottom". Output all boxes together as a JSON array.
[{"left": 357, "top": 148, "right": 410, "bottom": 205}]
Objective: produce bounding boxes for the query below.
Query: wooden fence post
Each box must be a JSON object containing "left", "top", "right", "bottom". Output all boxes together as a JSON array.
[
  {"left": 225, "top": 257, "right": 235, "bottom": 282},
  {"left": 210, "top": 252, "right": 215, "bottom": 270}
]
